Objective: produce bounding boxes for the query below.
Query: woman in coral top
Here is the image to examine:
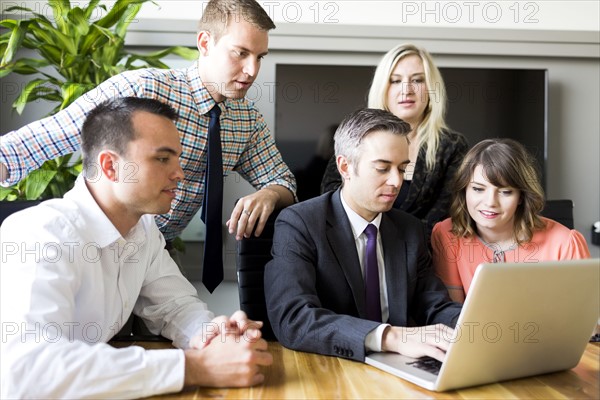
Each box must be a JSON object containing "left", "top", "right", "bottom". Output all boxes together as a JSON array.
[{"left": 432, "top": 138, "right": 590, "bottom": 303}]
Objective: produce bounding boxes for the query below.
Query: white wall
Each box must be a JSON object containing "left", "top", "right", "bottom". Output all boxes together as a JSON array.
[
  {"left": 3, "top": 1, "right": 599, "bottom": 31},
  {"left": 140, "top": 1, "right": 600, "bottom": 31}
]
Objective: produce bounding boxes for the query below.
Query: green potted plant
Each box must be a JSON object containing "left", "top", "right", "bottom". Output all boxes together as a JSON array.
[{"left": 0, "top": 0, "right": 198, "bottom": 202}]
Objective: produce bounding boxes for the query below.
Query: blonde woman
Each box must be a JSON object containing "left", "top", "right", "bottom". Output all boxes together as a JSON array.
[{"left": 321, "top": 44, "right": 468, "bottom": 237}]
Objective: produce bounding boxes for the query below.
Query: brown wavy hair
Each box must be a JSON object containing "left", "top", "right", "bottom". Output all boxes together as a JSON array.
[{"left": 450, "top": 138, "right": 546, "bottom": 243}]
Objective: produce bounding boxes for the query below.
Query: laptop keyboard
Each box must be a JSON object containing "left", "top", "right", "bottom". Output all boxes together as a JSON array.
[{"left": 406, "top": 356, "right": 442, "bottom": 375}]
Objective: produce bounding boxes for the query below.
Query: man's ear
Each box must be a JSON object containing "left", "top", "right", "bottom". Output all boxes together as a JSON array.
[
  {"left": 98, "top": 150, "right": 120, "bottom": 182},
  {"left": 337, "top": 155, "right": 351, "bottom": 181},
  {"left": 197, "top": 31, "right": 212, "bottom": 56}
]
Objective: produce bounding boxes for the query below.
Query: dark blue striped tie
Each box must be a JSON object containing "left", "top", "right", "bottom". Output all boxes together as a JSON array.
[{"left": 201, "top": 104, "right": 223, "bottom": 293}]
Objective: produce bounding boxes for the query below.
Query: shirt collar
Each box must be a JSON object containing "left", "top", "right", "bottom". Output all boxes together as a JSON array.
[
  {"left": 63, "top": 176, "right": 146, "bottom": 248},
  {"left": 339, "top": 190, "right": 382, "bottom": 240},
  {"left": 188, "top": 61, "right": 228, "bottom": 116}
]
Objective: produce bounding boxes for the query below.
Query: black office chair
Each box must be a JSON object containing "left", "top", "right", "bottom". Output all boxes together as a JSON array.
[
  {"left": 0, "top": 200, "right": 41, "bottom": 226},
  {"left": 541, "top": 199, "right": 574, "bottom": 229},
  {"left": 110, "top": 315, "right": 170, "bottom": 342},
  {"left": 236, "top": 209, "right": 280, "bottom": 341}
]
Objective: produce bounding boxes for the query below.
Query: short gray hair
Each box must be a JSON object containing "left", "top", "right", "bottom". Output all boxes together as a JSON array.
[{"left": 334, "top": 108, "right": 411, "bottom": 167}]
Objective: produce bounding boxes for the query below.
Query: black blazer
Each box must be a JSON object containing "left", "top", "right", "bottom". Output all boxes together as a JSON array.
[{"left": 264, "top": 190, "right": 461, "bottom": 362}]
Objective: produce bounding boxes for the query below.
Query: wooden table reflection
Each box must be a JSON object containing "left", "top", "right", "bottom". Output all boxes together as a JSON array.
[{"left": 113, "top": 341, "right": 599, "bottom": 399}]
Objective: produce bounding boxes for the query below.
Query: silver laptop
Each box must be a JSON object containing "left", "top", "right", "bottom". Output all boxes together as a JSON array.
[{"left": 366, "top": 259, "right": 600, "bottom": 392}]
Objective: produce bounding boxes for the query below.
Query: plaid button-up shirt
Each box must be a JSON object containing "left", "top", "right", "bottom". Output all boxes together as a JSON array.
[{"left": 0, "top": 63, "right": 296, "bottom": 240}]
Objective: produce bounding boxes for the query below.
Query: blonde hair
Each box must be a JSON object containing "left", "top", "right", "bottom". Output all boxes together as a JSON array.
[{"left": 368, "top": 44, "right": 447, "bottom": 170}]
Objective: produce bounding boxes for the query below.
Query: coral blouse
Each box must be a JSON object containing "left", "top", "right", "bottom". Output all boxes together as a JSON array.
[{"left": 432, "top": 217, "right": 591, "bottom": 297}]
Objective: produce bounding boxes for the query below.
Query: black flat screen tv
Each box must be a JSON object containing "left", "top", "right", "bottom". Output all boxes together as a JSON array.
[{"left": 275, "top": 64, "right": 548, "bottom": 201}]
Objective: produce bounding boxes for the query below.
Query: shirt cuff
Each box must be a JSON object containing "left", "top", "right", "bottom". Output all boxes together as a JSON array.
[
  {"left": 143, "top": 349, "right": 186, "bottom": 396},
  {"left": 364, "top": 323, "right": 391, "bottom": 353},
  {"left": 0, "top": 149, "right": 19, "bottom": 186}
]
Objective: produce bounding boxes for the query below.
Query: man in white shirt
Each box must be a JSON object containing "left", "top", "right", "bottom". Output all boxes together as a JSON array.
[
  {"left": 264, "top": 108, "right": 462, "bottom": 362},
  {"left": 0, "top": 97, "right": 272, "bottom": 399}
]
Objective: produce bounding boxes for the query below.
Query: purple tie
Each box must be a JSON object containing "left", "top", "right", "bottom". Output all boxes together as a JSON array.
[{"left": 364, "top": 224, "right": 382, "bottom": 322}]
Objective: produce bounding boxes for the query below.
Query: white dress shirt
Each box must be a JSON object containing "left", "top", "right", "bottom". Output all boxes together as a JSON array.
[
  {"left": 339, "top": 192, "right": 390, "bottom": 352},
  {"left": 0, "top": 177, "right": 214, "bottom": 399}
]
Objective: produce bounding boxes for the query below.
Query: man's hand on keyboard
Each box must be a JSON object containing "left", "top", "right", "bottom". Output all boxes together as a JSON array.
[{"left": 381, "top": 323, "right": 454, "bottom": 362}]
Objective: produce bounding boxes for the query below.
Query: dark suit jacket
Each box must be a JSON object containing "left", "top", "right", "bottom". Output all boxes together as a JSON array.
[{"left": 264, "top": 190, "right": 462, "bottom": 362}]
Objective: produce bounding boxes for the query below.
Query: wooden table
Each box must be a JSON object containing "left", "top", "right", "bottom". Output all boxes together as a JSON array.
[{"left": 115, "top": 341, "right": 599, "bottom": 399}]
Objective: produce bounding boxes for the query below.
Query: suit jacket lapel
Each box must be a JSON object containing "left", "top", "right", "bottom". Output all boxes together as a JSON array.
[
  {"left": 327, "top": 190, "right": 367, "bottom": 317},
  {"left": 380, "top": 213, "right": 409, "bottom": 326}
]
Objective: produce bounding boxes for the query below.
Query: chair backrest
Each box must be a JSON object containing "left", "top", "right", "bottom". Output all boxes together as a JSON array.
[
  {"left": 541, "top": 199, "right": 574, "bottom": 229},
  {"left": 0, "top": 200, "right": 42, "bottom": 226},
  {"left": 236, "top": 209, "right": 280, "bottom": 341}
]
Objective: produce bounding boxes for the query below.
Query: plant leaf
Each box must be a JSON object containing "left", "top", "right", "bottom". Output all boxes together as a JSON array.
[
  {"left": 125, "top": 46, "right": 198, "bottom": 70},
  {"left": 0, "top": 185, "right": 17, "bottom": 201},
  {"left": 114, "top": 3, "right": 142, "bottom": 38},
  {"left": 65, "top": 163, "right": 83, "bottom": 177},
  {"left": 79, "top": 24, "right": 111, "bottom": 57},
  {"left": 130, "top": 46, "right": 199, "bottom": 62},
  {"left": 23, "top": 169, "right": 58, "bottom": 200},
  {"left": 1, "top": 20, "right": 29, "bottom": 66},
  {"left": 37, "top": 21, "right": 78, "bottom": 55},
  {"left": 50, "top": 0, "right": 72, "bottom": 34},
  {"left": 96, "top": 0, "right": 147, "bottom": 29},
  {"left": 0, "top": 19, "right": 18, "bottom": 30},
  {"left": 37, "top": 44, "right": 64, "bottom": 66},
  {"left": 83, "top": 0, "right": 101, "bottom": 19},
  {"left": 13, "top": 79, "right": 47, "bottom": 114},
  {"left": 60, "top": 83, "right": 93, "bottom": 110},
  {"left": 3, "top": 6, "right": 34, "bottom": 14},
  {"left": 11, "top": 92, "right": 61, "bottom": 118},
  {"left": 1, "top": 0, "right": 205, "bottom": 202},
  {"left": 11, "top": 58, "right": 51, "bottom": 75},
  {"left": 67, "top": 7, "right": 90, "bottom": 37}
]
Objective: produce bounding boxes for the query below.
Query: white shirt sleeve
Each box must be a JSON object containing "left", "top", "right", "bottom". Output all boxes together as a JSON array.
[
  {"left": 0, "top": 230, "right": 186, "bottom": 399},
  {"left": 0, "top": 197, "right": 212, "bottom": 398},
  {"left": 133, "top": 222, "right": 214, "bottom": 349},
  {"left": 365, "top": 324, "right": 391, "bottom": 352},
  {"left": 2, "top": 340, "right": 185, "bottom": 399}
]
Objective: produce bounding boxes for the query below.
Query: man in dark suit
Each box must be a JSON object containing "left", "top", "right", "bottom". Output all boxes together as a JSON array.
[{"left": 264, "top": 108, "right": 462, "bottom": 363}]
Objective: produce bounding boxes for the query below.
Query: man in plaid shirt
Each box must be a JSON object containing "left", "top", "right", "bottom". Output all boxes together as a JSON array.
[{"left": 0, "top": 0, "right": 296, "bottom": 243}]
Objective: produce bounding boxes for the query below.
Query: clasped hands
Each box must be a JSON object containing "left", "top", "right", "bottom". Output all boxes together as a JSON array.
[{"left": 184, "top": 311, "right": 273, "bottom": 388}]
